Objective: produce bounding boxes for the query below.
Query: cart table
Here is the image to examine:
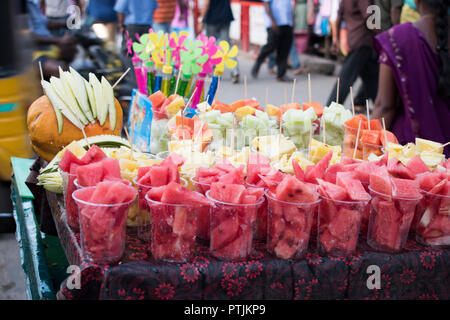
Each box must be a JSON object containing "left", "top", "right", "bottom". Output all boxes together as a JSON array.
[{"left": 13, "top": 158, "right": 450, "bottom": 300}]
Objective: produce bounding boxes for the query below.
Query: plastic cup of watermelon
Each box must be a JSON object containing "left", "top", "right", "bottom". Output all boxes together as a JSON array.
[
  {"left": 318, "top": 196, "right": 369, "bottom": 256},
  {"left": 362, "top": 142, "right": 384, "bottom": 160},
  {"left": 415, "top": 190, "right": 450, "bottom": 247},
  {"left": 191, "top": 177, "right": 212, "bottom": 240},
  {"left": 132, "top": 176, "right": 152, "bottom": 241},
  {"left": 59, "top": 169, "right": 80, "bottom": 232},
  {"left": 266, "top": 191, "right": 320, "bottom": 259},
  {"left": 246, "top": 183, "right": 269, "bottom": 242},
  {"left": 144, "top": 193, "right": 200, "bottom": 263},
  {"left": 206, "top": 190, "right": 264, "bottom": 261},
  {"left": 72, "top": 188, "right": 135, "bottom": 264},
  {"left": 74, "top": 178, "right": 132, "bottom": 189},
  {"left": 367, "top": 187, "right": 422, "bottom": 252}
]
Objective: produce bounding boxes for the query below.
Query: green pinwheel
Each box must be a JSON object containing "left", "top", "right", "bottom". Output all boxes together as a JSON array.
[
  {"left": 179, "top": 39, "right": 209, "bottom": 75},
  {"left": 132, "top": 31, "right": 165, "bottom": 62}
]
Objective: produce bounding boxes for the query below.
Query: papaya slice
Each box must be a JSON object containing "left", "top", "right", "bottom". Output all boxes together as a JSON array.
[{"left": 302, "top": 102, "right": 324, "bottom": 118}]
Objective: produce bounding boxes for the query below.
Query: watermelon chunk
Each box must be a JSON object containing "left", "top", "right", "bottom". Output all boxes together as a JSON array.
[
  {"left": 275, "top": 176, "right": 318, "bottom": 203},
  {"left": 317, "top": 179, "right": 348, "bottom": 201},
  {"left": 388, "top": 158, "right": 416, "bottom": 180},
  {"left": 210, "top": 183, "right": 246, "bottom": 204},
  {"left": 160, "top": 182, "right": 213, "bottom": 206},
  {"left": 292, "top": 159, "right": 305, "bottom": 181},
  {"left": 370, "top": 166, "right": 392, "bottom": 196},
  {"left": 391, "top": 178, "right": 421, "bottom": 199},
  {"left": 323, "top": 164, "right": 344, "bottom": 184},
  {"left": 211, "top": 216, "right": 240, "bottom": 249},
  {"left": 219, "top": 166, "right": 245, "bottom": 185},
  {"left": 354, "top": 161, "right": 380, "bottom": 185},
  {"left": 59, "top": 150, "right": 83, "bottom": 172},
  {"left": 370, "top": 200, "right": 401, "bottom": 250},
  {"left": 416, "top": 172, "right": 447, "bottom": 193},
  {"left": 80, "top": 145, "right": 107, "bottom": 164},
  {"left": 336, "top": 172, "right": 370, "bottom": 201},
  {"left": 149, "top": 165, "right": 169, "bottom": 187},
  {"left": 76, "top": 161, "right": 104, "bottom": 187},
  {"left": 407, "top": 156, "right": 431, "bottom": 175},
  {"left": 305, "top": 151, "right": 333, "bottom": 184}
]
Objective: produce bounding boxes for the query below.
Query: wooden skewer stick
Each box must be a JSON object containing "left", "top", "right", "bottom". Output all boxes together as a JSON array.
[
  {"left": 231, "top": 113, "right": 236, "bottom": 153},
  {"left": 112, "top": 67, "right": 131, "bottom": 89},
  {"left": 382, "top": 118, "right": 390, "bottom": 154},
  {"left": 353, "top": 120, "right": 362, "bottom": 159},
  {"left": 124, "top": 127, "right": 133, "bottom": 160},
  {"left": 181, "top": 87, "right": 198, "bottom": 141},
  {"left": 244, "top": 74, "right": 248, "bottom": 100},
  {"left": 308, "top": 73, "right": 312, "bottom": 103},
  {"left": 265, "top": 87, "right": 269, "bottom": 106},
  {"left": 291, "top": 78, "right": 296, "bottom": 103},
  {"left": 350, "top": 86, "right": 355, "bottom": 116},
  {"left": 322, "top": 117, "right": 326, "bottom": 144},
  {"left": 81, "top": 127, "right": 91, "bottom": 149},
  {"left": 38, "top": 61, "right": 44, "bottom": 81},
  {"left": 336, "top": 77, "right": 340, "bottom": 104},
  {"left": 429, "top": 141, "right": 450, "bottom": 153},
  {"left": 366, "top": 100, "right": 371, "bottom": 130}
]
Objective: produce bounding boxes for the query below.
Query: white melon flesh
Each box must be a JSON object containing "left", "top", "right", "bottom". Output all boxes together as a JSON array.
[
  {"left": 69, "top": 67, "right": 94, "bottom": 123},
  {"left": 58, "top": 67, "right": 89, "bottom": 125},
  {"left": 84, "top": 79, "right": 97, "bottom": 119},
  {"left": 101, "top": 76, "right": 116, "bottom": 130},
  {"left": 89, "top": 73, "right": 106, "bottom": 125}
]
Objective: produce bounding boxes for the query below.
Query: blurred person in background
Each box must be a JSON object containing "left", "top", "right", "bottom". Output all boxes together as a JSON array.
[
  {"left": 115, "top": 0, "right": 157, "bottom": 55},
  {"left": 372, "top": 0, "right": 450, "bottom": 157},
  {"left": 326, "top": 0, "right": 378, "bottom": 109},
  {"left": 27, "top": 0, "right": 77, "bottom": 79},
  {"left": 171, "top": 0, "right": 189, "bottom": 34},
  {"left": 199, "top": 0, "right": 240, "bottom": 84},
  {"left": 374, "top": 0, "right": 404, "bottom": 32},
  {"left": 251, "top": 0, "right": 295, "bottom": 82},
  {"left": 44, "top": 0, "right": 84, "bottom": 36},
  {"left": 86, "top": 0, "right": 118, "bottom": 49},
  {"left": 153, "top": 0, "right": 186, "bottom": 34}
]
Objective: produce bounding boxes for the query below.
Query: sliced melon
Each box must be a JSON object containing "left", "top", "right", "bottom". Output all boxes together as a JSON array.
[
  {"left": 101, "top": 76, "right": 116, "bottom": 130},
  {"left": 41, "top": 80, "right": 64, "bottom": 134},
  {"left": 69, "top": 67, "right": 94, "bottom": 123},
  {"left": 89, "top": 73, "right": 106, "bottom": 125},
  {"left": 84, "top": 79, "right": 97, "bottom": 119},
  {"left": 58, "top": 68, "right": 89, "bottom": 125}
]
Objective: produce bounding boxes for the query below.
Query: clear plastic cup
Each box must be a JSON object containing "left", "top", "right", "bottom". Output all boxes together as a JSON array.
[
  {"left": 367, "top": 187, "right": 422, "bottom": 252},
  {"left": 318, "top": 196, "right": 369, "bottom": 256},
  {"left": 132, "top": 176, "right": 152, "bottom": 241},
  {"left": 72, "top": 188, "right": 135, "bottom": 264},
  {"left": 74, "top": 178, "right": 132, "bottom": 189},
  {"left": 266, "top": 191, "right": 320, "bottom": 259},
  {"left": 156, "top": 150, "right": 170, "bottom": 161},
  {"left": 191, "top": 177, "right": 212, "bottom": 240},
  {"left": 415, "top": 190, "right": 450, "bottom": 247},
  {"left": 246, "top": 182, "right": 269, "bottom": 241},
  {"left": 362, "top": 142, "right": 384, "bottom": 160},
  {"left": 60, "top": 169, "right": 79, "bottom": 232},
  {"left": 145, "top": 193, "right": 200, "bottom": 263},
  {"left": 206, "top": 190, "right": 264, "bottom": 261}
]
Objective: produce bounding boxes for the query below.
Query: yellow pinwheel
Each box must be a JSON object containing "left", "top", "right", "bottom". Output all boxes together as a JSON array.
[
  {"left": 148, "top": 31, "right": 166, "bottom": 67},
  {"left": 214, "top": 41, "right": 238, "bottom": 75}
]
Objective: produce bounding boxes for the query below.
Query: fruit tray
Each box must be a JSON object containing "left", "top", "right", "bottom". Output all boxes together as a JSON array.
[{"left": 43, "top": 189, "right": 450, "bottom": 300}]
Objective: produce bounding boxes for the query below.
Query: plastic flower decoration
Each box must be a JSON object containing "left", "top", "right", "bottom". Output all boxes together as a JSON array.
[
  {"left": 213, "top": 41, "right": 238, "bottom": 75},
  {"left": 198, "top": 34, "right": 222, "bottom": 74},
  {"left": 169, "top": 31, "right": 189, "bottom": 66},
  {"left": 132, "top": 30, "right": 165, "bottom": 62},
  {"left": 180, "top": 39, "right": 209, "bottom": 75}
]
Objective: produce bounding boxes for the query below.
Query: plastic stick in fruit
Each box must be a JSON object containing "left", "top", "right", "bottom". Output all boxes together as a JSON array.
[
  {"left": 291, "top": 78, "right": 296, "bottom": 105},
  {"left": 308, "top": 73, "right": 312, "bottom": 103},
  {"left": 336, "top": 77, "right": 340, "bottom": 104},
  {"left": 366, "top": 100, "right": 371, "bottom": 130},
  {"left": 353, "top": 120, "right": 362, "bottom": 159},
  {"left": 429, "top": 141, "right": 450, "bottom": 153}
]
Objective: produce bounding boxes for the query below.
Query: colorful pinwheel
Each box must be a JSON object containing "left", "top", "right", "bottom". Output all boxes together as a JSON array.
[
  {"left": 180, "top": 39, "right": 209, "bottom": 75},
  {"left": 169, "top": 31, "right": 189, "bottom": 66},
  {"left": 198, "top": 34, "right": 222, "bottom": 74},
  {"left": 214, "top": 41, "right": 238, "bottom": 75}
]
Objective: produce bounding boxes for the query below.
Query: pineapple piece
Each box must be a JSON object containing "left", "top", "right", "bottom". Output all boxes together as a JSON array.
[
  {"left": 119, "top": 158, "right": 139, "bottom": 172},
  {"left": 420, "top": 151, "right": 445, "bottom": 168},
  {"left": 416, "top": 138, "right": 443, "bottom": 154},
  {"left": 235, "top": 106, "right": 256, "bottom": 121},
  {"left": 402, "top": 143, "right": 417, "bottom": 159},
  {"left": 308, "top": 139, "right": 341, "bottom": 165},
  {"left": 266, "top": 104, "right": 280, "bottom": 117},
  {"left": 290, "top": 151, "right": 314, "bottom": 171},
  {"left": 59, "top": 141, "right": 86, "bottom": 159},
  {"left": 166, "top": 97, "right": 185, "bottom": 118}
]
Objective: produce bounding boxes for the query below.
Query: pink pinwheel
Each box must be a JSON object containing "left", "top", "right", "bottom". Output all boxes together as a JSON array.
[
  {"left": 197, "top": 34, "right": 222, "bottom": 74},
  {"left": 169, "top": 31, "right": 189, "bottom": 67}
]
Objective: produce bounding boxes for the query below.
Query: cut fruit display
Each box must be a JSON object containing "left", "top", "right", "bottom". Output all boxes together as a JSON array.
[{"left": 72, "top": 181, "right": 137, "bottom": 264}]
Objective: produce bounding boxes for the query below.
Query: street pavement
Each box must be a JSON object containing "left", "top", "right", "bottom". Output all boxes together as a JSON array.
[{"left": 0, "top": 52, "right": 351, "bottom": 300}]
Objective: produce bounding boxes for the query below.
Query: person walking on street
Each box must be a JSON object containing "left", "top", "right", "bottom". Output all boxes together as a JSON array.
[
  {"left": 199, "top": 0, "right": 240, "bottom": 84},
  {"left": 153, "top": 0, "right": 186, "bottom": 34},
  {"left": 325, "top": 0, "right": 379, "bottom": 109},
  {"left": 251, "top": 0, "right": 295, "bottom": 82}
]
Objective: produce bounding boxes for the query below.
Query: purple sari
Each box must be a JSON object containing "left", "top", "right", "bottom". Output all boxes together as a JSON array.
[{"left": 374, "top": 22, "right": 450, "bottom": 157}]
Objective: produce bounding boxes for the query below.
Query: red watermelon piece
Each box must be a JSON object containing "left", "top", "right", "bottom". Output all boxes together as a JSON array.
[
  {"left": 406, "top": 156, "right": 431, "bottom": 175},
  {"left": 391, "top": 177, "right": 421, "bottom": 199},
  {"left": 80, "top": 145, "right": 107, "bottom": 164},
  {"left": 101, "top": 158, "right": 121, "bottom": 180},
  {"left": 388, "top": 158, "right": 416, "bottom": 180},
  {"left": 305, "top": 151, "right": 333, "bottom": 184},
  {"left": 372, "top": 200, "right": 401, "bottom": 250},
  {"left": 146, "top": 185, "right": 166, "bottom": 202},
  {"left": 210, "top": 183, "right": 246, "bottom": 204},
  {"left": 211, "top": 216, "right": 240, "bottom": 249},
  {"left": 354, "top": 161, "right": 380, "bottom": 185},
  {"left": 149, "top": 165, "right": 169, "bottom": 187},
  {"left": 160, "top": 182, "right": 212, "bottom": 206},
  {"left": 416, "top": 172, "right": 446, "bottom": 193},
  {"left": 292, "top": 159, "right": 305, "bottom": 181},
  {"left": 323, "top": 164, "right": 344, "bottom": 184},
  {"left": 370, "top": 166, "right": 393, "bottom": 196},
  {"left": 219, "top": 166, "right": 245, "bottom": 185},
  {"left": 275, "top": 176, "right": 318, "bottom": 203},
  {"left": 317, "top": 179, "right": 348, "bottom": 201},
  {"left": 59, "top": 150, "right": 83, "bottom": 172},
  {"left": 336, "top": 172, "right": 370, "bottom": 201}
]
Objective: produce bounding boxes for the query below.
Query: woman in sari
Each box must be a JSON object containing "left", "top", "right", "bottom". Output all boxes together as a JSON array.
[{"left": 372, "top": 0, "right": 450, "bottom": 157}]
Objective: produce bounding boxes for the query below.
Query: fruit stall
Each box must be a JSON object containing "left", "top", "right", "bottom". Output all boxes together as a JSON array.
[{"left": 13, "top": 31, "right": 450, "bottom": 300}]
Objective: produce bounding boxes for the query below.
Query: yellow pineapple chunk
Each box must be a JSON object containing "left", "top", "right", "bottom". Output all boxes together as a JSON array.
[
  {"left": 416, "top": 138, "right": 443, "bottom": 154},
  {"left": 235, "top": 106, "right": 256, "bottom": 121}
]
